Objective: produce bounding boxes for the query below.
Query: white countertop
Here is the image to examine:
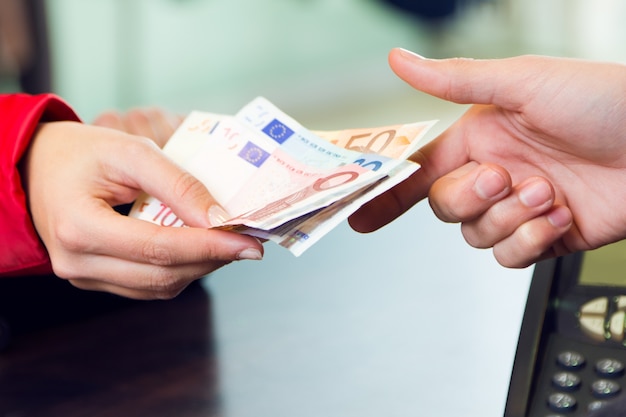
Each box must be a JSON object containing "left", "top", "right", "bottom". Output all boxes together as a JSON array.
[{"left": 206, "top": 200, "right": 533, "bottom": 417}]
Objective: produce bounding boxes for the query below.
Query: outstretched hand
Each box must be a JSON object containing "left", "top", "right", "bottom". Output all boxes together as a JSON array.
[{"left": 349, "top": 49, "right": 626, "bottom": 268}]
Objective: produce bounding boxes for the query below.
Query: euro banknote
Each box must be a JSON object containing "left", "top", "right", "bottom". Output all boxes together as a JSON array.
[{"left": 129, "top": 97, "right": 436, "bottom": 256}]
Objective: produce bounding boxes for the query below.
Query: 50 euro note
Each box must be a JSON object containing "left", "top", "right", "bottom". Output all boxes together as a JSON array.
[{"left": 129, "top": 97, "right": 436, "bottom": 256}]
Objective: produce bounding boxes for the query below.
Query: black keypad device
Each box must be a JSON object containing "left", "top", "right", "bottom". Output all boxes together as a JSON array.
[{"left": 505, "top": 242, "right": 626, "bottom": 417}]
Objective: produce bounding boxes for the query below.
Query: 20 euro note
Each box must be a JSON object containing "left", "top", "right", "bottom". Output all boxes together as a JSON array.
[{"left": 129, "top": 97, "right": 436, "bottom": 256}]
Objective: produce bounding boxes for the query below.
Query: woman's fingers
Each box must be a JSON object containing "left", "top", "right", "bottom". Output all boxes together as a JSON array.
[
  {"left": 51, "top": 210, "right": 262, "bottom": 268},
  {"left": 66, "top": 254, "right": 228, "bottom": 300},
  {"left": 86, "top": 128, "right": 219, "bottom": 229},
  {"left": 92, "top": 108, "right": 183, "bottom": 148}
]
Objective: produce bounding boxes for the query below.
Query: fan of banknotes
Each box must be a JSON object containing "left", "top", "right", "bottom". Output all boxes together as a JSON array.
[{"left": 129, "top": 97, "right": 437, "bottom": 256}]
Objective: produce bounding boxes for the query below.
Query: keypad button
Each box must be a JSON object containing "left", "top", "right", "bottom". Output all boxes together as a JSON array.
[
  {"left": 547, "top": 392, "right": 577, "bottom": 412},
  {"left": 581, "top": 297, "right": 609, "bottom": 315},
  {"left": 609, "top": 311, "right": 626, "bottom": 342},
  {"left": 579, "top": 315, "right": 607, "bottom": 341},
  {"left": 588, "top": 400, "right": 610, "bottom": 413},
  {"left": 591, "top": 379, "right": 621, "bottom": 398},
  {"left": 552, "top": 372, "right": 581, "bottom": 391},
  {"left": 595, "top": 358, "right": 625, "bottom": 377},
  {"left": 557, "top": 351, "right": 586, "bottom": 370}
]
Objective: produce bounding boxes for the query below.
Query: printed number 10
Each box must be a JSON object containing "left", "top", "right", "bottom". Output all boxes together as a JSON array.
[{"left": 152, "top": 203, "right": 185, "bottom": 227}]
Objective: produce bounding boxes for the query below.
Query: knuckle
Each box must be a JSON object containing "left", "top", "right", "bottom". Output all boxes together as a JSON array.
[
  {"left": 92, "top": 111, "right": 121, "bottom": 128},
  {"left": 139, "top": 235, "right": 178, "bottom": 267},
  {"left": 172, "top": 171, "right": 205, "bottom": 201},
  {"left": 492, "top": 248, "right": 519, "bottom": 268},
  {"left": 125, "top": 135, "right": 160, "bottom": 155},
  {"left": 429, "top": 184, "right": 476, "bottom": 223},
  {"left": 493, "top": 224, "right": 542, "bottom": 269},
  {"left": 46, "top": 222, "right": 93, "bottom": 280},
  {"left": 439, "top": 202, "right": 472, "bottom": 223},
  {"left": 485, "top": 208, "right": 510, "bottom": 231},
  {"left": 458, "top": 207, "right": 513, "bottom": 249},
  {"left": 461, "top": 223, "right": 489, "bottom": 249},
  {"left": 493, "top": 248, "right": 534, "bottom": 269},
  {"left": 516, "top": 222, "right": 541, "bottom": 252},
  {"left": 50, "top": 257, "right": 80, "bottom": 280},
  {"left": 126, "top": 109, "right": 153, "bottom": 132},
  {"left": 448, "top": 204, "right": 470, "bottom": 222},
  {"left": 148, "top": 268, "right": 186, "bottom": 300},
  {"left": 126, "top": 107, "right": 148, "bottom": 121},
  {"left": 53, "top": 220, "right": 85, "bottom": 251},
  {"left": 445, "top": 58, "right": 476, "bottom": 101},
  {"left": 67, "top": 279, "right": 93, "bottom": 292}
]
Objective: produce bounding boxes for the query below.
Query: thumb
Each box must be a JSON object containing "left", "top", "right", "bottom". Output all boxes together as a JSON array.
[
  {"left": 388, "top": 48, "right": 537, "bottom": 110},
  {"left": 115, "top": 138, "right": 219, "bottom": 229}
]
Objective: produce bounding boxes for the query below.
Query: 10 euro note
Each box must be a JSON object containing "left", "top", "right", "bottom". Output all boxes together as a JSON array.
[{"left": 129, "top": 97, "right": 436, "bottom": 256}]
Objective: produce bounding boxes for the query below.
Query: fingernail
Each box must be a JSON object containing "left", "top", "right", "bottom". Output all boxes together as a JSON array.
[
  {"left": 474, "top": 168, "right": 507, "bottom": 200},
  {"left": 519, "top": 180, "right": 551, "bottom": 208},
  {"left": 237, "top": 248, "right": 263, "bottom": 261},
  {"left": 397, "top": 48, "right": 427, "bottom": 60},
  {"left": 547, "top": 206, "right": 572, "bottom": 228},
  {"left": 208, "top": 204, "right": 229, "bottom": 227}
]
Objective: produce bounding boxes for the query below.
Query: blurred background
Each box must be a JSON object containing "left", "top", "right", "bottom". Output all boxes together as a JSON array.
[
  {"left": 3, "top": 0, "right": 626, "bottom": 126},
  {"left": 3, "top": 2, "right": 626, "bottom": 416}
]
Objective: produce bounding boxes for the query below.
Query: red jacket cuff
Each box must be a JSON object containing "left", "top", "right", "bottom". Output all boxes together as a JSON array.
[{"left": 0, "top": 93, "right": 81, "bottom": 276}]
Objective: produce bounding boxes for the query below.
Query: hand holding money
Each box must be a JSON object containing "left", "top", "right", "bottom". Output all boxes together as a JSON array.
[{"left": 130, "top": 97, "right": 436, "bottom": 256}]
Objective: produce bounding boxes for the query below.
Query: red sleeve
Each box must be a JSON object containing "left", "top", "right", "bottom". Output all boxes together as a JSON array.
[{"left": 0, "top": 93, "right": 81, "bottom": 276}]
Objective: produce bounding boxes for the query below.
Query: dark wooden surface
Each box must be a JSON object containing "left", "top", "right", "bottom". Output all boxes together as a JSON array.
[
  {"left": 0, "top": 277, "right": 220, "bottom": 417},
  {"left": 0, "top": 217, "right": 534, "bottom": 417}
]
